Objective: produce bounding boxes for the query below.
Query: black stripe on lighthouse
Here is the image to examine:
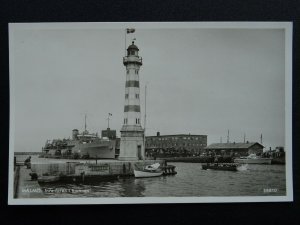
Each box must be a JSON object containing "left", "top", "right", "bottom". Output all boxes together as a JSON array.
[
  {"left": 126, "top": 80, "right": 139, "bottom": 87},
  {"left": 124, "top": 105, "right": 140, "bottom": 112}
]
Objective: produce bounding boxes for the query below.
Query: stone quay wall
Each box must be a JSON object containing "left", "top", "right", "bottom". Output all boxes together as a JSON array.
[{"left": 31, "top": 160, "right": 165, "bottom": 177}]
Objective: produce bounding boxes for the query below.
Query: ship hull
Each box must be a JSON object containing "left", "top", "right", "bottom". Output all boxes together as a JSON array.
[
  {"left": 73, "top": 142, "right": 115, "bottom": 159},
  {"left": 234, "top": 158, "right": 272, "bottom": 164}
]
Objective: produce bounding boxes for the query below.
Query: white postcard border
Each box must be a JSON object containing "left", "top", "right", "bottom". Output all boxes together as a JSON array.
[{"left": 8, "top": 22, "right": 293, "bottom": 205}]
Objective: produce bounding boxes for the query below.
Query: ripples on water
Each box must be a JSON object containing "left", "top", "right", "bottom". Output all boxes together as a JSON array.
[{"left": 39, "top": 162, "right": 286, "bottom": 198}]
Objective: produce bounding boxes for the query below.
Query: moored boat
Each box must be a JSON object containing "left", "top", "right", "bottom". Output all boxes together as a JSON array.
[
  {"left": 134, "top": 163, "right": 163, "bottom": 178},
  {"left": 134, "top": 170, "right": 163, "bottom": 178},
  {"left": 202, "top": 163, "right": 238, "bottom": 171},
  {"left": 234, "top": 154, "right": 272, "bottom": 164}
]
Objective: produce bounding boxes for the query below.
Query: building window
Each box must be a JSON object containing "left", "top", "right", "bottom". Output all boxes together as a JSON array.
[
  {"left": 126, "top": 70, "right": 129, "bottom": 74},
  {"left": 125, "top": 94, "right": 129, "bottom": 99},
  {"left": 136, "top": 94, "right": 139, "bottom": 99}
]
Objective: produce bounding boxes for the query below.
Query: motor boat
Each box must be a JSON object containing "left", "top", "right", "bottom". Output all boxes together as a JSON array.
[
  {"left": 234, "top": 154, "right": 272, "bottom": 164},
  {"left": 134, "top": 163, "right": 163, "bottom": 178},
  {"left": 202, "top": 163, "right": 238, "bottom": 171}
]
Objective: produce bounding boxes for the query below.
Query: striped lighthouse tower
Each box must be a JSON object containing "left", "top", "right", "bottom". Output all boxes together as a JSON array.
[{"left": 119, "top": 40, "right": 144, "bottom": 161}]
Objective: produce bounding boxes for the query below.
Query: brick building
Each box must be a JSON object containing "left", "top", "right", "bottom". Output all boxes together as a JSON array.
[{"left": 145, "top": 132, "right": 207, "bottom": 157}]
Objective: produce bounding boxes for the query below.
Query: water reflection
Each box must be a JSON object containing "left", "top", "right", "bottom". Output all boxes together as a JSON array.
[
  {"left": 118, "top": 178, "right": 145, "bottom": 197},
  {"left": 28, "top": 162, "right": 286, "bottom": 198}
]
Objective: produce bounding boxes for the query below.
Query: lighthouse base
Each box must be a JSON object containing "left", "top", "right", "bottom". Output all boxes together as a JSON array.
[
  {"left": 118, "top": 156, "right": 140, "bottom": 161},
  {"left": 119, "top": 128, "right": 144, "bottom": 161}
]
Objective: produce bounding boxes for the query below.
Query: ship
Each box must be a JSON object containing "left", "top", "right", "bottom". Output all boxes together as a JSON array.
[
  {"left": 41, "top": 138, "right": 73, "bottom": 158},
  {"left": 67, "top": 128, "right": 116, "bottom": 159},
  {"left": 41, "top": 116, "right": 118, "bottom": 159}
]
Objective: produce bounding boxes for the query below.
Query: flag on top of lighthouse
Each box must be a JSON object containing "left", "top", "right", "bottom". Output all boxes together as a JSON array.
[{"left": 126, "top": 28, "right": 135, "bottom": 33}]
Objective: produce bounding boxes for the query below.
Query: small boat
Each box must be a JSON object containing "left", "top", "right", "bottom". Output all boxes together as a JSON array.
[
  {"left": 234, "top": 154, "right": 272, "bottom": 164},
  {"left": 37, "top": 175, "right": 60, "bottom": 183},
  {"left": 202, "top": 163, "right": 238, "bottom": 171},
  {"left": 134, "top": 163, "right": 163, "bottom": 178}
]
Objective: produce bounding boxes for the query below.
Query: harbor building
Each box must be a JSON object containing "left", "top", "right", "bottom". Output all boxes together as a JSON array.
[
  {"left": 205, "top": 142, "right": 264, "bottom": 157},
  {"left": 145, "top": 132, "right": 207, "bottom": 157},
  {"left": 119, "top": 41, "right": 144, "bottom": 161}
]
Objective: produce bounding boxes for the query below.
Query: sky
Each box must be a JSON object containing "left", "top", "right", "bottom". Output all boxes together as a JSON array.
[{"left": 10, "top": 23, "right": 288, "bottom": 152}]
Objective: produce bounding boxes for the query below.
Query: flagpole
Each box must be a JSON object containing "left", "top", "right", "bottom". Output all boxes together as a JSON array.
[{"left": 107, "top": 113, "right": 112, "bottom": 129}]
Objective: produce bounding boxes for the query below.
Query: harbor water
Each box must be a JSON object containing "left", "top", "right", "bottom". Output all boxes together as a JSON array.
[{"left": 34, "top": 161, "right": 286, "bottom": 198}]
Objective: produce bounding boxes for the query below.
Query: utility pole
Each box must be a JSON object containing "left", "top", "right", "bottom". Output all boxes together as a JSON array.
[
  {"left": 144, "top": 84, "right": 147, "bottom": 160},
  {"left": 84, "top": 114, "right": 87, "bottom": 132},
  {"left": 227, "top": 130, "right": 229, "bottom": 143}
]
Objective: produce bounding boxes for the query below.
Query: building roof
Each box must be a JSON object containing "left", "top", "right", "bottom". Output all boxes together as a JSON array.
[
  {"left": 127, "top": 41, "right": 139, "bottom": 51},
  {"left": 146, "top": 134, "right": 207, "bottom": 138},
  {"left": 205, "top": 142, "right": 264, "bottom": 149}
]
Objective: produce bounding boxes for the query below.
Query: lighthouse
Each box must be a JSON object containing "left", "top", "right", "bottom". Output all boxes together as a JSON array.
[{"left": 119, "top": 40, "right": 145, "bottom": 161}]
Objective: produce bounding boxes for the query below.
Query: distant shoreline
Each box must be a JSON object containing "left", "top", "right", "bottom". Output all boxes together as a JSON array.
[{"left": 14, "top": 152, "right": 40, "bottom": 155}]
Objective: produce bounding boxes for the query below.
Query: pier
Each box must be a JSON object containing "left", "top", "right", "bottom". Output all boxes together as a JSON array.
[
  {"left": 14, "top": 165, "right": 44, "bottom": 198},
  {"left": 30, "top": 159, "right": 165, "bottom": 177},
  {"left": 13, "top": 153, "right": 178, "bottom": 198}
]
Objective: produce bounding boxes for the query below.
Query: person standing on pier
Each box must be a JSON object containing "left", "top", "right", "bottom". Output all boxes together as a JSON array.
[{"left": 24, "top": 156, "right": 31, "bottom": 169}]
